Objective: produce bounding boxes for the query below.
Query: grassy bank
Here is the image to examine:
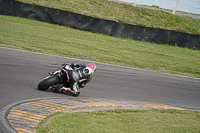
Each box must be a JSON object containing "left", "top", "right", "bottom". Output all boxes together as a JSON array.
[
  {"left": 0, "top": 15, "right": 200, "bottom": 78},
  {"left": 36, "top": 109, "right": 200, "bottom": 133},
  {"left": 17, "top": 0, "right": 200, "bottom": 35}
]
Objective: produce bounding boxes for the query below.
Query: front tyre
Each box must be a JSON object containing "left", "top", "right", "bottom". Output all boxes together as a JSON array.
[{"left": 38, "top": 75, "right": 60, "bottom": 91}]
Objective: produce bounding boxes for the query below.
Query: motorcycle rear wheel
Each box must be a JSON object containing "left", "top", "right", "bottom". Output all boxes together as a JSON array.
[{"left": 38, "top": 75, "right": 60, "bottom": 91}]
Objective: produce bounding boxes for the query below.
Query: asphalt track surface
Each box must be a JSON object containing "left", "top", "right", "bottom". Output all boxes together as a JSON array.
[{"left": 0, "top": 47, "right": 200, "bottom": 132}]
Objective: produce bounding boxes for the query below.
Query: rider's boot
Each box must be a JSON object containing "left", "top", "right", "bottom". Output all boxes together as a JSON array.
[{"left": 59, "top": 87, "right": 71, "bottom": 92}]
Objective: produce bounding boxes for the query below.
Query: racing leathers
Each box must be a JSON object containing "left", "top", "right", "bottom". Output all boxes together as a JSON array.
[{"left": 55, "top": 62, "right": 93, "bottom": 96}]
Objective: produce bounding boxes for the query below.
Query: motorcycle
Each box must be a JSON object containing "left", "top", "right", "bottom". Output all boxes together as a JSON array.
[{"left": 38, "top": 65, "right": 81, "bottom": 97}]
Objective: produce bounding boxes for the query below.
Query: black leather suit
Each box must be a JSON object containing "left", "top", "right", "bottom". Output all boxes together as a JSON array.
[{"left": 61, "top": 63, "right": 92, "bottom": 96}]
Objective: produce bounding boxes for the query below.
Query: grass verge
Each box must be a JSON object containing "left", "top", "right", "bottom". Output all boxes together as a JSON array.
[
  {"left": 0, "top": 15, "right": 200, "bottom": 78},
  {"left": 16, "top": 0, "right": 200, "bottom": 35},
  {"left": 36, "top": 109, "right": 200, "bottom": 133}
]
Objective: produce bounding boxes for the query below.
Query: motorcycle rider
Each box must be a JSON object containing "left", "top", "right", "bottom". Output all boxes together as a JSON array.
[{"left": 51, "top": 62, "right": 97, "bottom": 96}]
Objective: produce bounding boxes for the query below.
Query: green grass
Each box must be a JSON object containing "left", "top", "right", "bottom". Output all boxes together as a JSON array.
[
  {"left": 36, "top": 109, "right": 200, "bottom": 133},
  {"left": 17, "top": 0, "right": 200, "bottom": 35},
  {"left": 0, "top": 15, "right": 200, "bottom": 78}
]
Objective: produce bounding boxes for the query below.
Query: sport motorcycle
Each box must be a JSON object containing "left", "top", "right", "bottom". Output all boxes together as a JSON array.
[{"left": 38, "top": 65, "right": 82, "bottom": 97}]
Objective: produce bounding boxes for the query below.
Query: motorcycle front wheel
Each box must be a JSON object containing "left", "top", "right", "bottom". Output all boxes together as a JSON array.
[{"left": 38, "top": 75, "right": 60, "bottom": 91}]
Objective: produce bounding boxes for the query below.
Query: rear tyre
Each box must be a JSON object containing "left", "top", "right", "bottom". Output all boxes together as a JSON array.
[{"left": 38, "top": 75, "right": 60, "bottom": 91}]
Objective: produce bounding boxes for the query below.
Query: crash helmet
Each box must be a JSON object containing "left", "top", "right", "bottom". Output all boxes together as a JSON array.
[{"left": 88, "top": 63, "right": 97, "bottom": 73}]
